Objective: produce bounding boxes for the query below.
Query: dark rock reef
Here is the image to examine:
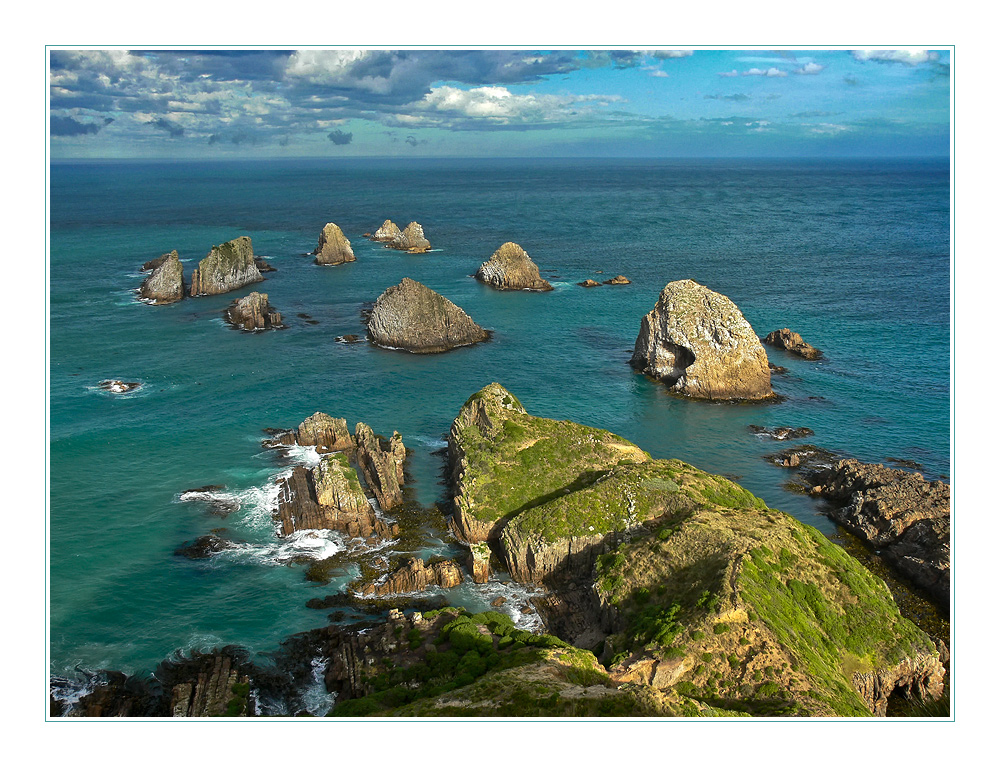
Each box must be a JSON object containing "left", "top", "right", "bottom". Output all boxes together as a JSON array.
[
  {"left": 749, "top": 425, "right": 815, "bottom": 441},
  {"left": 630, "top": 279, "right": 773, "bottom": 401},
  {"left": 139, "top": 250, "right": 185, "bottom": 304},
  {"left": 367, "top": 278, "right": 490, "bottom": 353},
  {"left": 189, "top": 236, "right": 263, "bottom": 296},
  {"left": 475, "top": 242, "right": 553, "bottom": 291},
  {"left": 806, "top": 459, "right": 950, "bottom": 607},
  {"left": 223, "top": 291, "right": 284, "bottom": 331},
  {"left": 313, "top": 222, "right": 356, "bottom": 265},
  {"left": 98, "top": 379, "right": 141, "bottom": 394},
  {"left": 763, "top": 328, "right": 823, "bottom": 360}
]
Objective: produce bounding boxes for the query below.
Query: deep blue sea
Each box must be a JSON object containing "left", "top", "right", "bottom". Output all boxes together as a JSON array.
[{"left": 48, "top": 157, "right": 950, "bottom": 709}]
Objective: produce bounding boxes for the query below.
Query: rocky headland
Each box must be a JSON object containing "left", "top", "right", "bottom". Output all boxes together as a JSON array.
[
  {"left": 313, "top": 222, "right": 356, "bottom": 265},
  {"left": 764, "top": 328, "right": 823, "bottom": 360},
  {"left": 367, "top": 277, "right": 490, "bottom": 353},
  {"left": 629, "top": 279, "right": 773, "bottom": 401},
  {"left": 189, "top": 236, "right": 263, "bottom": 296},
  {"left": 475, "top": 242, "right": 553, "bottom": 291},
  {"left": 139, "top": 250, "right": 185, "bottom": 304},
  {"left": 223, "top": 291, "right": 284, "bottom": 331},
  {"left": 805, "top": 459, "right": 951, "bottom": 607}
]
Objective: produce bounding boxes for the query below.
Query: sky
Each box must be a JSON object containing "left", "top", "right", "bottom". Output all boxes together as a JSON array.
[{"left": 49, "top": 48, "right": 951, "bottom": 160}]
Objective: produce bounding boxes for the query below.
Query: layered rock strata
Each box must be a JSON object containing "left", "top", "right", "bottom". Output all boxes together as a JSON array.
[
  {"left": 263, "top": 412, "right": 355, "bottom": 454},
  {"left": 764, "top": 328, "right": 823, "bottom": 360},
  {"left": 807, "top": 459, "right": 950, "bottom": 606},
  {"left": 388, "top": 222, "right": 431, "bottom": 253},
  {"left": 313, "top": 223, "right": 356, "bottom": 265},
  {"left": 189, "top": 236, "right": 263, "bottom": 296},
  {"left": 360, "top": 557, "right": 463, "bottom": 596},
  {"left": 139, "top": 250, "right": 185, "bottom": 304},
  {"left": 630, "top": 279, "right": 773, "bottom": 400},
  {"left": 223, "top": 291, "right": 283, "bottom": 331},
  {"left": 367, "top": 278, "right": 490, "bottom": 353},
  {"left": 369, "top": 219, "right": 401, "bottom": 242},
  {"left": 355, "top": 423, "right": 406, "bottom": 510},
  {"left": 475, "top": 242, "right": 553, "bottom": 291}
]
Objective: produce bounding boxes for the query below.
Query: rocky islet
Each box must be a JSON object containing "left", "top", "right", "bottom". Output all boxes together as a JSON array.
[{"left": 475, "top": 242, "right": 553, "bottom": 291}]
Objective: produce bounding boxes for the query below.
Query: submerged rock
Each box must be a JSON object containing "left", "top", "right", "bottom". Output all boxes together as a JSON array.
[
  {"left": 629, "top": 279, "right": 773, "bottom": 401},
  {"left": 173, "top": 533, "right": 240, "bottom": 559},
  {"left": 223, "top": 291, "right": 284, "bottom": 331},
  {"left": 389, "top": 222, "right": 431, "bottom": 253},
  {"left": 764, "top": 328, "right": 823, "bottom": 360},
  {"left": 367, "top": 277, "right": 490, "bottom": 353},
  {"left": 749, "top": 425, "right": 815, "bottom": 441},
  {"left": 475, "top": 242, "right": 553, "bottom": 291},
  {"left": 139, "top": 250, "right": 185, "bottom": 304},
  {"left": 313, "top": 222, "right": 356, "bottom": 265},
  {"left": 806, "top": 459, "right": 950, "bottom": 606},
  {"left": 98, "top": 379, "right": 141, "bottom": 394},
  {"left": 189, "top": 236, "right": 263, "bottom": 296}
]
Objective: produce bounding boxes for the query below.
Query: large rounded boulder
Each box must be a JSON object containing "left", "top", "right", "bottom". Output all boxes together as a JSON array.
[
  {"left": 367, "top": 278, "right": 489, "bottom": 353},
  {"left": 630, "top": 279, "right": 773, "bottom": 400},
  {"left": 475, "top": 242, "right": 553, "bottom": 291}
]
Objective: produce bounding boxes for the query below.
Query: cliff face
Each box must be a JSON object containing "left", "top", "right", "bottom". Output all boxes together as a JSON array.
[
  {"left": 475, "top": 242, "right": 553, "bottom": 291},
  {"left": 313, "top": 223, "right": 356, "bottom": 265},
  {"left": 807, "top": 459, "right": 951, "bottom": 606},
  {"left": 223, "top": 291, "right": 283, "bottom": 331},
  {"left": 355, "top": 422, "right": 406, "bottom": 510},
  {"left": 139, "top": 250, "right": 185, "bottom": 304},
  {"left": 367, "top": 278, "right": 489, "bottom": 353},
  {"left": 190, "top": 236, "right": 263, "bottom": 296},
  {"left": 630, "top": 279, "right": 773, "bottom": 401}
]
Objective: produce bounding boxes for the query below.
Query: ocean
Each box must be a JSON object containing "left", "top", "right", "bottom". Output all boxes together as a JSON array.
[{"left": 48, "top": 157, "right": 951, "bottom": 710}]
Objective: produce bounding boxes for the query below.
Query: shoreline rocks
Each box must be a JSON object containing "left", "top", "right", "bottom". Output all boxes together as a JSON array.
[
  {"left": 359, "top": 557, "right": 463, "bottom": 596},
  {"left": 475, "top": 242, "right": 553, "bottom": 291},
  {"left": 806, "top": 459, "right": 950, "bottom": 607},
  {"left": 223, "top": 291, "right": 284, "bottom": 331},
  {"left": 367, "top": 278, "right": 490, "bottom": 353},
  {"left": 313, "top": 223, "right": 356, "bottom": 265},
  {"left": 355, "top": 423, "right": 406, "bottom": 511},
  {"left": 139, "top": 250, "right": 185, "bottom": 304},
  {"left": 190, "top": 236, "right": 263, "bottom": 296},
  {"left": 764, "top": 328, "right": 822, "bottom": 360},
  {"left": 629, "top": 279, "right": 773, "bottom": 401}
]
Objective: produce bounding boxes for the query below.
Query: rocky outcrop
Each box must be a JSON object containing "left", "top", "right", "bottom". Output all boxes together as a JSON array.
[
  {"left": 223, "top": 292, "right": 284, "bottom": 331},
  {"left": 360, "top": 557, "right": 463, "bottom": 596},
  {"left": 764, "top": 328, "right": 822, "bottom": 360},
  {"left": 367, "top": 278, "right": 490, "bottom": 353},
  {"left": 475, "top": 242, "right": 553, "bottom": 291},
  {"left": 578, "top": 279, "right": 600, "bottom": 288},
  {"left": 629, "top": 279, "right": 773, "bottom": 401},
  {"left": 313, "top": 223, "right": 356, "bottom": 265},
  {"left": 806, "top": 459, "right": 950, "bottom": 606},
  {"left": 355, "top": 423, "right": 406, "bottom": 510},
  {"left": 169, "top": 652, "right": 252, "bottom": 717},
  {"left": 255, "top": 258, "right": 276, "bottom": 272},
  {"left": 468, "top": 542, "right": 491, "bottom": 584},
  {"left": 369, "top": 219, "right": 402, "bottom": 242},
  {"left": 173, "top": 533, "right": 241, "bottom": 559},
  {"left": 98, "top": 379, "right": 141, "bottom": 393},
  {"left": 388, "top": 222, "right": 431, "bottom": 253},
  {"left": 274, "top": 456, "right": 399, "bottom": 541},
  {"left": 852, "top": 654, "right": 947, "bottom": 717},
  {"left": 603, "top": 275, "right": 631, "bottom": 285},
  {"left": 139, "top": 250, "right": 185, "bottom": 304},
  {"left": 262, "top": 412, "right": 355, "bottom": 454},
  {"left": 749, "top": 425, "right": 815, "bottom": 440},
  {"left": 189, "top": 236, "right": 263, "bottom": 296}
]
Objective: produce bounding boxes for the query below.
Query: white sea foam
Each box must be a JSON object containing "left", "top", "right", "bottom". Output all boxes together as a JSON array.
[
  {"left": 301, "top": 656, "right": 337, "bottom": 716},
  {"left": 468, "top": 578, "right": 546, "bottom": 633},
  {"left": 226, "top": 529, "right": 347, "bottom": 566},
  {"left": 412, "top": 435, "right": 448, "bottom": 449},
  {"left": 281, "top": 444, "right": 322, "bottom": 469}
]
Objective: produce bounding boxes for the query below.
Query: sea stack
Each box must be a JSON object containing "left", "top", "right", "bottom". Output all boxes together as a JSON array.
[
  {"left": 630, "top": 279, "right": 773, "bottom": 400},
  {"left": 475, "top": 242, "right": 553, "bottom": 291},
  {"left": 139, "top": 250, "right": 185, "bottom": 304},
  {"left": 389, "top": 222, "right": 431, "bottom": 253},
  {"left": 367, "top": 278, "right": 489, "bottom": 353},
  {"left": 313, "top": 223, "right": 356, "bottom": 265},
  {"left": 370, "top": 219, "right": 402, "bottom": 242},
  {"left": 223, "top": 292, "right": 284, "bottom": 331},
  {"left": 764, "top": 328, "right": 823, "bottom": 360},
  {"left": 189, "top": 236, "right": 263, "bottom": 296}
]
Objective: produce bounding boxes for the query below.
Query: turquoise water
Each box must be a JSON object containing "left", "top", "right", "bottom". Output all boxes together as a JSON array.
[{"left": 49, "top": 157, "right": 950, "bottom": 682}]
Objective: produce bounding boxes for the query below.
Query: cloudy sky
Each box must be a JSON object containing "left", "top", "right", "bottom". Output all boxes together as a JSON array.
[{"left": 48, "top": 48, "right": 951, "bottom": 159}]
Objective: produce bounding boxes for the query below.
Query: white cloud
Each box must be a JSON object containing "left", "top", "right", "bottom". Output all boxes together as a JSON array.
[
  {"left": 284, "top": 50, "right": 370, "bottom": 83},
  {"left": 719, "top": 70, "right": 739, "bottom": 77},
  {"left": 744, "top": 67, "right": 788, "bottom": 77},
  {"left": 851, "top": 49, "right": 940, "bottom": 66},
  {"left": 795, "top": 62, "right": 825, "bottom": 75}
]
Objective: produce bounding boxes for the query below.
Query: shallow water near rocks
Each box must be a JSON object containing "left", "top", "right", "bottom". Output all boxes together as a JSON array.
[{"left": 49, "top": 157, "right": 950, "bottom": 687}]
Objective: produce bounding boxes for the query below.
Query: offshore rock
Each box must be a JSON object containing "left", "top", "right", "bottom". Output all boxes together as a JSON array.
[
  {"left": 296, "top": 412, "right": 355, "bottom": 453},
  {"left": 807, "top": 459, "right": 951, "bottom": 606},
  {"left": 139, "top": 250, "right": 185, "bottom": 304},
  {"left": 255, "top": 258, "right": 276, "bottom": 272},
  {"left": 223, "top": 291, "right": 284, "bottom": 331},
  {"left": 578, "top": 279, "right": 600, "bottom": 288},
  {"left": 389, "top": 222, "right": 431, "bottom": 253},
  {"left": 173, "top": 533, "right": 241, "bottom": 559},
  {"left": 475, "top": 242, "right": 553, "bottom": 291},
  {"left": 274, "top": 456, "right": 398, "bottom": 540},
  {"left": 764, "top": 328, "right": 823, "bottom": 360},
  {"left": 629, "top": 279, "right": 773, "bottom": 401},
  {"left": 367, "top": 278, "right": 490, "bottom": 354},
  {"left": 468, "top": 541, "right": 491, "bottom": 584},
  {"left": 749, "top": 425, "right": 815, "bottom": 441},
  {"left": 603, "top": 275, "right": 631, "bottom": 285},
  {"left": 355, "top": 422, "right": 406, "bottom": 511},
  {"left": 360, "top": 557, "right": 463, "bottom": 596},
  {"left": 189, "top": 236, "right": 263, "bottom": 296},
  {"left": 98, "top": 379, "right": 141, "bottom": 394},
  {"left": 369, "top": 219, "right": 402, "bottom": 242},
  {"left": 313, "top": 222, "right": 356, "bottom": 265}
]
